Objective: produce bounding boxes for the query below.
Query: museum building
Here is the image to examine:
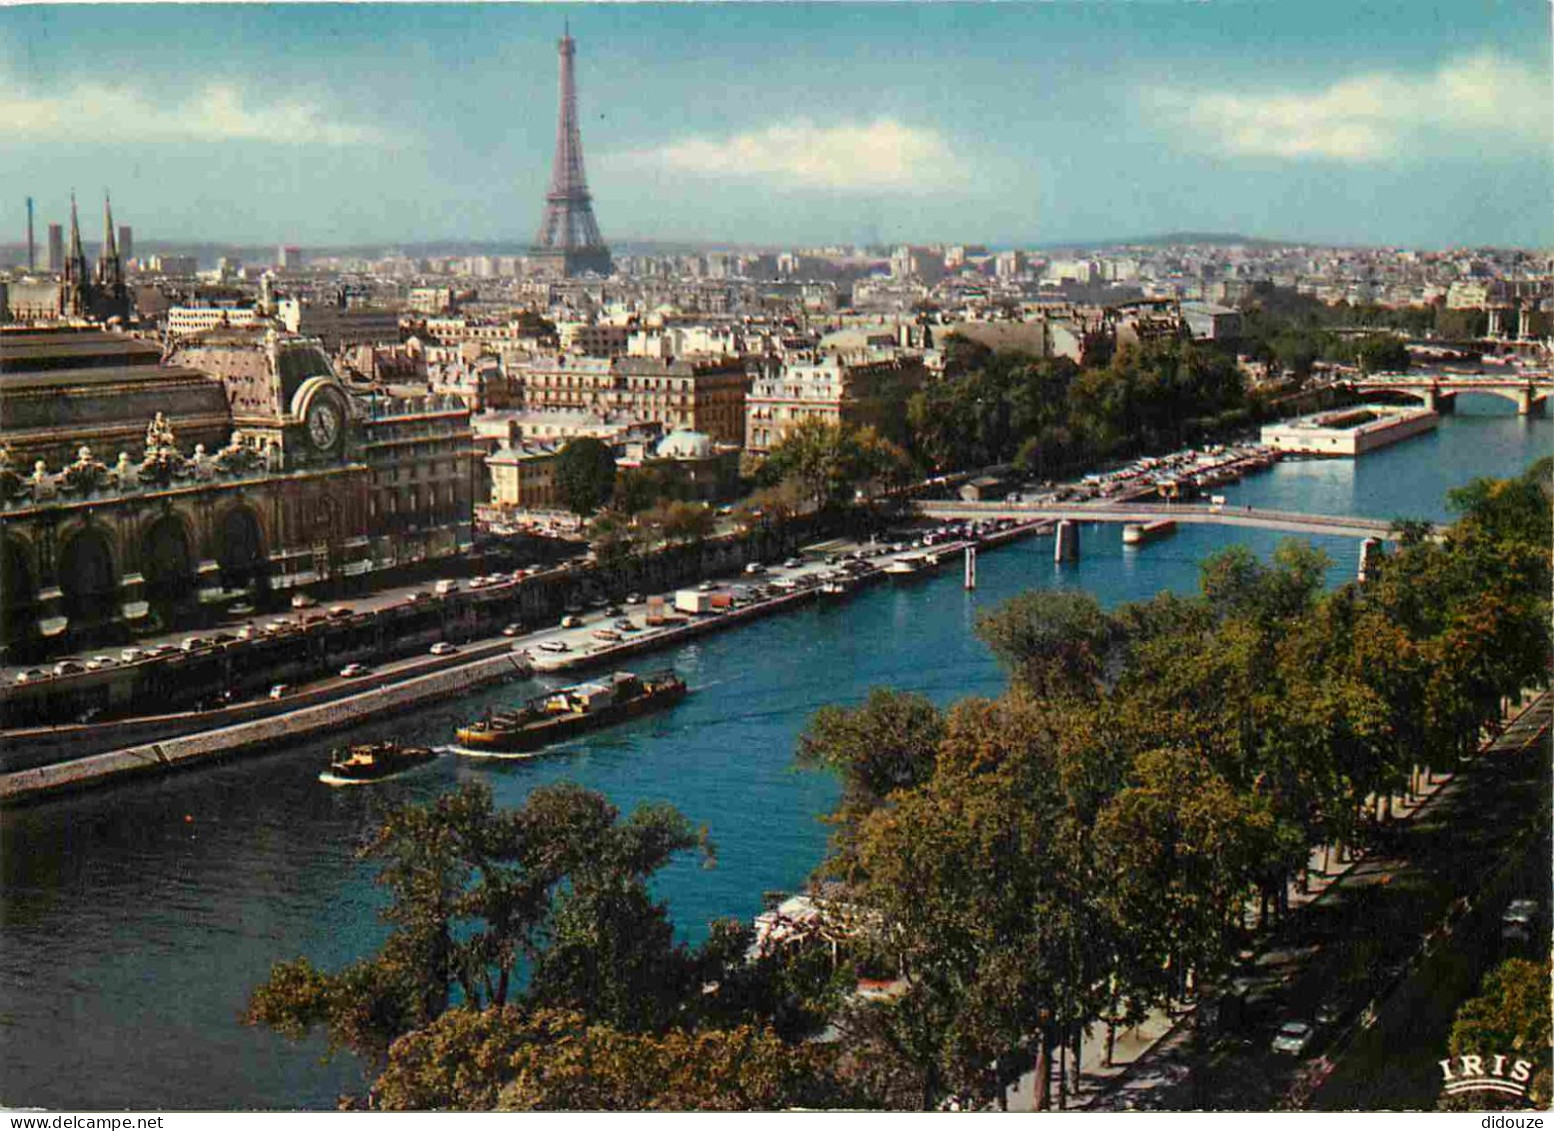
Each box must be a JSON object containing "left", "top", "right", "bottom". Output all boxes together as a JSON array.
[{"left": 0, "top": 326, "right": 476, "bottom": 656}]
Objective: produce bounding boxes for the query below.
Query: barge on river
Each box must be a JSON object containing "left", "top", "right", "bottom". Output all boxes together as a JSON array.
[
  {"left": 454, "top": 670, "right": 688, "bottom": 754},
  {"left": 319, "top": 741, "right": 438, "bottom": 785}
]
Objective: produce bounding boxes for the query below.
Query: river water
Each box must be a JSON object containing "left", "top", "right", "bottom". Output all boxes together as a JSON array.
[{"left": 2, "top": 402, "right": 1548, "bottom": 1110}]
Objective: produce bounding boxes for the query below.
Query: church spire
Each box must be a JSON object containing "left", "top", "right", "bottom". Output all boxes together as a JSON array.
[
  {"left": 97, "top": 192, "right": 122, "bottom": 289},
  {"left": 65, "top": 190, "right": 87, "bottom": 287}
]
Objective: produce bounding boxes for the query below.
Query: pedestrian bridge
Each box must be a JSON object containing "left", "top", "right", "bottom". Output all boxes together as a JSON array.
[
  {"left": 1342, "top": 373, "right": 1554, "bottom": 415},
  {"left": 919, "top": 500, "right": 1401, "bottom": 541}
]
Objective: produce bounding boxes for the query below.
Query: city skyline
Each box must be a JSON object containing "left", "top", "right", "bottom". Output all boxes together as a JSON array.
[{"left": 1, "top": 2, "right": 1551, "bottom": 251}]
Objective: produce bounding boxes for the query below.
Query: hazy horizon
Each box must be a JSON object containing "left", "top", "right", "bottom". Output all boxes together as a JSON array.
[{"left": 3, "top": 3, "right": 1551, "bottom": 252}]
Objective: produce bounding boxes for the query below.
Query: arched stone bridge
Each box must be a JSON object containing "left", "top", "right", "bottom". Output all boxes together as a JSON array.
[{"left": 1340, "top": 373, "right": 1554, "bottom": 416}]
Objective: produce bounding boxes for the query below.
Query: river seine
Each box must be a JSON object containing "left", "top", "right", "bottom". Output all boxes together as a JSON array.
[{"left": 1, "top": 403, "right": 1548, "bottom": 1109}]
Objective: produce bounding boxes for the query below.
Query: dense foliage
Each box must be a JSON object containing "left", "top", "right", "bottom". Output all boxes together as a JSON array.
[
  {"left": 906, "top": 335, "right": 1247, "bottom": 479},
  {"left": 793, "top": 458, "right": 1550, "bottom": 1109},
  {"left": 554, "top": 437, "right": 619, "bottom": 516}
]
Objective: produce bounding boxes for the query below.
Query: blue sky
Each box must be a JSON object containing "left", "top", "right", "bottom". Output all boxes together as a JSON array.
[{"left": 2, "top": 2, "right": 1550, "bottom": 250}]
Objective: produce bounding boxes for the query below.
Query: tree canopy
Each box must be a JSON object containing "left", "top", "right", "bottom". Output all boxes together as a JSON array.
[{"left": 554, "top": 437, "right": 619, "bottom": 517}]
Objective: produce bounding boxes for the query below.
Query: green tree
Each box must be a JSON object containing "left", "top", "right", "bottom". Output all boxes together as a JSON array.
[
  {"left": 975, "top": 589, "right": 1117, "bottom": 699},
  {"left": 762, "top": 418, "right": 910, "bottom": 510},
  {"left": 374, "top": 1007, "right": 851, "bottom": 1111},
  {"left": 245, "top": 783, "right": 708, "bottom": 1069},
  {"left": 1352, "top": 333, "right": 1411, "bottom": 374},
  {"left": 1448, "top": 457, "right": 1554, "bottom": 552},
  {"left": 1445, "top": 958, "right": 1552, "bottom": 1109},
  {"left": 555, "top": 437, "right": 618, "bottom": 516},
  {"left": 796, "top": 688, "right": 945, "bottom": 879}
]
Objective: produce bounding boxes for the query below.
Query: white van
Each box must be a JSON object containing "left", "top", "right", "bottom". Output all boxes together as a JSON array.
[{"left": 434, "top": 579, "right": 460, "bottom": 595}]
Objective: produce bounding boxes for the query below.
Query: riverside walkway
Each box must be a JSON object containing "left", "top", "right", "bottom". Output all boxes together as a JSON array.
[{"left": 919, "top": 500, "right": 1400, "bottom": 541}]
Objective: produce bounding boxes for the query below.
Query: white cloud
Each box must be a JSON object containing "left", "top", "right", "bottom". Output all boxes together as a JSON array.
[
  {"left": 0, "top": 76, "right": 384, "bottom": 147},
  {"left": 614, "top": 119, "right": 968, "bottom": 192},
  {"left": 1148, "top": 52, "right": 1549, "bottom": 162}
]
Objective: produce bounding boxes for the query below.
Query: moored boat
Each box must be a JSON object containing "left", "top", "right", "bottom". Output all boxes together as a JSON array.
[
  {"left": 319, "top": 741, "right": 438, "bottom": 785},
  {"left": 883, "top": 555, "right": 924, "bottom": 578},
  {"left": 454, "top": 670, "right": 688, "bottom": 754}
]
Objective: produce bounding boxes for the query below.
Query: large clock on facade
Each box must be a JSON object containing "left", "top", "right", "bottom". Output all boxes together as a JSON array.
[{"left": 306, "top": 399, "right": 342, "bottom": 455}]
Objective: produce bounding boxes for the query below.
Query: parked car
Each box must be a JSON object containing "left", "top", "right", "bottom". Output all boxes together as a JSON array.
[
  {"left": 269, "top": 684, "right": 291, "bottom": 700},
  {"left": 744, "top": 562, "right": 767, "bottom": 575},
  {"left": 120, "top": 648, "right": 147, "bottom": 663},
  {"left": 560, "top": 615, "right": 583, "bottom": 629},
  {"left": 434, "top": 579, "right": 460, "bottom": 596},
  {"left": 15, "top": 668, "right": 49, "bottom": 684},
  {"left": 291, "top": 592, "right": 317, "bottom": 608},
  {"left": 625, "top": 592, "right": 643, "bottom": 604},
  {"left": 327, "top": 605, "right": 354, "bottom": 619},
  {"left": 784, "top": 557, "right": 802, "bottom": 569},
  {"left": 429, "top": 642, "right": 458, "bottom": 656},
  {"left": 181, "top": 636, "right": 211, "bottom": 652},
  {"left": 1502, "top": 899, "right": 1539, "bottom": 944},
  {"left": 339, "top": 664, "right": 371, "bottom": 678},
  {"left": 87, "top": 655, "right": 118, "bottom": 671},
  {"left": 538, "top": 640, "right": 570, "bottom": 653},
  {"left": 1271, "top": 1020, "right": 1315, "bottom": 1056},
  {"left": 53, "top": 659, "right": 86, "bottom": 676},
  {"left": 501, "top": 624, "right": 523, "bottom": 637},
  {"left": 592, "top": 629, "right": 622, "bottom": 643}
]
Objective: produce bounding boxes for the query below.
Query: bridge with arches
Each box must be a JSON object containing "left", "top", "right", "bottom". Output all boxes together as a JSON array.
[{"left": 1340, "top": 372, "right": 1554, "bottom": 416}]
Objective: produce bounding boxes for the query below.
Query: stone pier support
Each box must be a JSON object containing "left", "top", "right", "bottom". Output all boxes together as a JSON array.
[{"left": 1054, "top": 520, "right": 1080, "bottom": 563}]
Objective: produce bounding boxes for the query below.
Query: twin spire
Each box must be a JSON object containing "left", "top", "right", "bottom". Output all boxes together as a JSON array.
[{"left": 64, "top": 189, "right": 122, "bottom": 288}]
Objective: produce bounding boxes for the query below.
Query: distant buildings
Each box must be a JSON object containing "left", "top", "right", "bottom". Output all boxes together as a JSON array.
[
  {"left": 45, "top": 223, "right": 62, "bottom": 273},
  {"left": 745, "top": 351, "right": 926, "bottom": 457}
]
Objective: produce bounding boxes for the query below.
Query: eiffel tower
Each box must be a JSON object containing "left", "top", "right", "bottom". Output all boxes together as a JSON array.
[{"left": 531, "top": 27, "right": 611, "bottom": 278}]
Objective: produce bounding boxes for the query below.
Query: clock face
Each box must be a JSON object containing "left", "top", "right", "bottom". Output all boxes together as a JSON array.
[{"left": 307, "top": 400, "right": 341, "bottom": 453}]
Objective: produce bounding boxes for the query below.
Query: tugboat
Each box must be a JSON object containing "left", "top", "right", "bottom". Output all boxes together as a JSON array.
[
  {"left": 319, "top": 741, "right": 438, "bottom": 785},
  {"left": 454, "top": 670, "right": 688, "bottom": 755}
]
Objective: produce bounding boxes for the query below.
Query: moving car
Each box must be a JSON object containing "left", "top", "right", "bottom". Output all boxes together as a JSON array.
[
  {"left": 339, "top": 664, "right": 371, "bottom": 678},
  {"left": 429, "top": 642, "right": 459, "bottom": 656},
  {"left": 501, "top": 624, "right": 523, "bottom": 637},
  {"left": 1271, "top": 1020, "right": 1314, "bottom": 1056}
]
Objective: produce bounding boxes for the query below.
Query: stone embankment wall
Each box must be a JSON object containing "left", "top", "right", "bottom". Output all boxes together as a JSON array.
[{"left": 1, "top": 647, "right": 532, "bottom": 803}]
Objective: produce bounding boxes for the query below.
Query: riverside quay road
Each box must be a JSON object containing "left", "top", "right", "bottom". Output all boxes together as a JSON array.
[
  {"left": 1087, "top": 692, "right": 1552, "bottom": 1112},
  {"left": 0, "top": 405, "right": 1549, "bottom": 1110}
]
